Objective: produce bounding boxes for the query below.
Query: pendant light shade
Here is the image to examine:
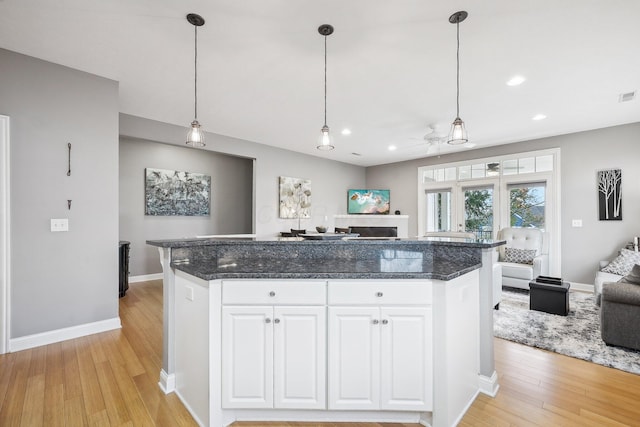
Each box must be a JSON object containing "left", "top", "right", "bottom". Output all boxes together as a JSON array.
[
  {"left": 447, "top": 11, "right": 469, "bottom": 145},
  {"left": 317, "top": 24, "right": 335, "bottom": 151},
  {"left": 186, "top": 13, "right": 206, "bottom": 147}
]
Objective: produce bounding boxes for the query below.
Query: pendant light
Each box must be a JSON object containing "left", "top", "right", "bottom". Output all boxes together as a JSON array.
[
  {"left": 447, "top": 11, "right": 469, "bottom": 145},
  {"left": 186, "top": 13, "right": 206, "bottom": 147},
  {"left": 317, "top": 24, "right": 335, "bottom": 151}
]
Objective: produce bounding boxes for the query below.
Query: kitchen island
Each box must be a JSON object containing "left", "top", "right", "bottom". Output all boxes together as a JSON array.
[{"left": 147, "top": 237, "right": 504, "bottom": 427}]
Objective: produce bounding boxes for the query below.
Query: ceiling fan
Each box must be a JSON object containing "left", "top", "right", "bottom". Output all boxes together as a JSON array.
[{"left": 399, "top": 125, "right": 448, "bottom": 154}]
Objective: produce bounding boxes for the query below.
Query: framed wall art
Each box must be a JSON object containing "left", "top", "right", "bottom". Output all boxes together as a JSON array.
[
  {"left": 145, "top": 167, "right": 211, "bottom": 216},
  {"left": 279, "top": 176, "right": 311, "bottom": 219},
  {"left": 597, "top": 168, "right": 622, "bottom": 221}
]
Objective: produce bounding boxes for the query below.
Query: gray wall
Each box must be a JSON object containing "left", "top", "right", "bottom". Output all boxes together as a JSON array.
[
  {"left": 0, "top": 49, "right": 119, "bottom": 338},
  {"left": 120, "top": 137, "right": 253, "bottom": 275},
  {"left": 120, "top": 114, "right": 366, "bottom": 244},
  {"left": 366, "top": 122, "right": 640, "bottom": 284}
]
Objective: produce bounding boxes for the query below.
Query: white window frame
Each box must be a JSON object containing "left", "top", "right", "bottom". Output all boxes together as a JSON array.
[{"left": 418, "top": 148, "right": 561, "bottom": 277}]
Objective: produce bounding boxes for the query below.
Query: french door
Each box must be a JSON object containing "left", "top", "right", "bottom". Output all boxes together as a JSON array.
[
  {"left": 459, "top": 182, "right": 499, "bottom": 239},
  {"left": 423, "top": 180, "right": 499, "bottom": 239}
]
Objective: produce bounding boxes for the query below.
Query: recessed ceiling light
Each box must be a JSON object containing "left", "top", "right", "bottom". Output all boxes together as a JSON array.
[
  {"left": 341, "top": 128, "right": 352, "bottom": 135},
  {"left": 388, "top": 145, "right": 397, "bottom": 151},
  {"left": 532, "top": 114, "right": 547, "bottom": 121},
  {"left": 506, "top": 75, "right": 526, "bottom": 86}
]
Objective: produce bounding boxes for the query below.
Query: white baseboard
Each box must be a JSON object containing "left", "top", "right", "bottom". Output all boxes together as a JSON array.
[
  {"left": 159, "top": 369, "right": 176, "bottom": 394},
  {"left": 478, "top": 371, "right": 500, "bottom": 397},
  {"left": 9, "top": 317, "right": 121, "bottom": 352},
  {"left": 129, "top": 273, "right": 163, "bottom": 283},
  {"left": 569, "top": 282, "right": 594, "bottom": 293}
]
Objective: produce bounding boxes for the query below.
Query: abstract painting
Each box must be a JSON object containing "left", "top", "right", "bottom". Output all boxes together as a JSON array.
[
  {"left": 598, "top": 169, "right": 622, "bottom": 221},
  {"left": 145, "top": 167, "right": 211, "bottom": 216},
  {"left": 279, "top": 176, "right": 311, "bottom": 219}
]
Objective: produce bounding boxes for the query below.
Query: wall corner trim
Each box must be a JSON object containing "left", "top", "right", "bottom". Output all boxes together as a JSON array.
[{"left": 9, "top": 317, "right": 121, "bottom": 352}]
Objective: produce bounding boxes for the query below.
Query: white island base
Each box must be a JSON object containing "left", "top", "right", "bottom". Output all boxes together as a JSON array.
[{"left": 173, "top": 269, "right": 481, "bottom": 427}]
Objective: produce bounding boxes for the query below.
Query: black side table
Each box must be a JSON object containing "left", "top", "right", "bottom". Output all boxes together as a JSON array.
[
  {"left": 119, "top": 241, "right": 130, "bottom": 297},
  {"left": 529, "top": 278, "right": 570, "bottom": 316}
]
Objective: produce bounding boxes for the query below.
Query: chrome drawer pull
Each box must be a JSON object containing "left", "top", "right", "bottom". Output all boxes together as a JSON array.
[
  {"left": 382, "top": 319, "right": 389, "bottom": 325},
  {"left": 269, "top": 291, "right": 276, "bottom": 297},
  {"left": 372, "top": 319, "right": 379, "bottom": 325},
  {"left": 376, "top": 292, "right": 383, "bottom": 297},
  {"left": 265, "top": 318, "right": 271, "bottom": 323},
  {"left": 274, "top": 318, "right": 280, "bottom": 324}
]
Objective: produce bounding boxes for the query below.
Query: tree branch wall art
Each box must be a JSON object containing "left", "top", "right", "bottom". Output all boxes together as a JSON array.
[{"left": 598, "top": 169, "right": 622, "bottom": 221}]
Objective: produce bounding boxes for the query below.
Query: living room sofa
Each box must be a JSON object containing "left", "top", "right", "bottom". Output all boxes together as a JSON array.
[{"left": 600, "top": 278, "right": 640, "bottom": 351}]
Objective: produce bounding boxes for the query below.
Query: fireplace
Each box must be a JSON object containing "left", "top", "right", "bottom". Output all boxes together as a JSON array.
[
  {"left": 348, "top": 226, "right": 397, "bottom": 238},
  {"left": 334, "top": 214, "right": 409, "bottom": 238}
]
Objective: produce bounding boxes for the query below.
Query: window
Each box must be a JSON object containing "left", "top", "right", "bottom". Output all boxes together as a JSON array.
[
  {"left": 509, "top": 182, "right": 545, "bottom": 229},
  {"left": 425, "top": 189, "right": 452, "bottom": 232}
]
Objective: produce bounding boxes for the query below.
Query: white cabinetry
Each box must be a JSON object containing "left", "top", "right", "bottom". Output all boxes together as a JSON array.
[
  {"left": 328, "top": 282, "right": 433, "bottom": 411},
  {"left": 221, "top": 281, "right": 326, "bottom": 410}
]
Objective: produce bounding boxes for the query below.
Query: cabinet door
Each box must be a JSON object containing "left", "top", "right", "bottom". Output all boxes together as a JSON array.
[
  {"left": 273, "top": 306, "right": 326, "bottom": 409},
  {"left": 222, "top": 306, "right": 273, "bottom": 408},
  {"left": 380, "top": 306, "right": 432, "bottom": 411},
  {"left": 328, "top": 307, "right": 380, "bottom": 410}
]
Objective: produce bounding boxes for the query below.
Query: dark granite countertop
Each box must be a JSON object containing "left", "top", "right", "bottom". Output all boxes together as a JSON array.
[
  {"left": 147, "top": 236, "right": 505, "bottom": 282},
  {"left": 147, "top": 236, "right": 505, "bottom": 249}
]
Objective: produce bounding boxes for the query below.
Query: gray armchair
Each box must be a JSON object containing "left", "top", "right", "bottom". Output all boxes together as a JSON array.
[{"left": 497, "top": 227, "right": 549, "bottom": 290}]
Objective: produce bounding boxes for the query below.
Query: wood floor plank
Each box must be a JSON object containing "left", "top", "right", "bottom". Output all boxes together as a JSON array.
[
  {"left": 43, "top": 383, "right": 65, "bottom": 427},
  {"left": 20, "top": 372, "right": 45, "bottom": 426},
  {"left": 75, "top": 336, "right": 107, "bottom": 417},
  {"left": 94, "top": 360, "right": 132, "bottom": 426},
  {"left": 63, "top": 396, "right": 88, "bottom": 427},
  {"left": 0, "top": 348, "right": 31, "bottom": 426}
]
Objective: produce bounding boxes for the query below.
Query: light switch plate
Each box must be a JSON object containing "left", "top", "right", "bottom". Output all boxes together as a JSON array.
[
  {"left": 51, "top": 218, "right": 69, "bottom": 232},
  {"left": 571, "top": 219, "right": 582, "bottom": 228}
]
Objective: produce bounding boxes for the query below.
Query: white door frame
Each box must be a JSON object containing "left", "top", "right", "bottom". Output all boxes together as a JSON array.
[{"left": 0, "top": 115, "right": 10, "bottom": 354}]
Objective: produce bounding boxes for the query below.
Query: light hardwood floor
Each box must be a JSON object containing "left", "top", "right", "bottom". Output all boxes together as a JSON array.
[{"left": 1, "top": 280, "right": 639, "bottom": 426}]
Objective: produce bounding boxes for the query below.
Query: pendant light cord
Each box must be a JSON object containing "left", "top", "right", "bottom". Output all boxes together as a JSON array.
[
  {"left": 455, "top": 19, "right": 460, "bottom": 118},
  {"left": 194, "top": 25, "right": 198, "bottom": 120},
  {"left": 323, "top": 35, "right": 328, "bottom": 127}
]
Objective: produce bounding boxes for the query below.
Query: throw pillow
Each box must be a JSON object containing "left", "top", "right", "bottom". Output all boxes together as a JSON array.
[
  {"left": 504, "top": 247, "right": 537, "bottom": 264},
  {"left": 601, "top": 248, "right": 640, "bottom": 276},
  {"left": 620, "top": 263, "right": 640, "bottom": 285}
]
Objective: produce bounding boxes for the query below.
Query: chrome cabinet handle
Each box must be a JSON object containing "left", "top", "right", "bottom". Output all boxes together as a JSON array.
[
  {"left": 274, "top": 318, "right": 280, "bottom": 324},
  {"left": 265, "top": 318, "right": 271, "bottom": 323},
  {"left": 382, "top": 319, "right": 389, "bottom": 325},
  {"left": 269, "top": 291, "right": 276, "bottom": 297},
  {"left": 372, "top": 319, "right": 379, "bottom": 325},
  {"left": 376, "top": 292, "right": 383, "bottom": 297}
]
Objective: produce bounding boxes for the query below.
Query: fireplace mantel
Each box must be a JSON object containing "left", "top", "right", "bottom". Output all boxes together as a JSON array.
[{"left": 334, "top": 214, "right": 409, "bottom": 238}]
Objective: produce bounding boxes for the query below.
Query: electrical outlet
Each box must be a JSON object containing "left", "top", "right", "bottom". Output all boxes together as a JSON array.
[
  {"left": 50, "top": 218, "right": 69, "bottom": 232},
  {"left": 571, "top": 219, "right": 582, "bottom": 228}
]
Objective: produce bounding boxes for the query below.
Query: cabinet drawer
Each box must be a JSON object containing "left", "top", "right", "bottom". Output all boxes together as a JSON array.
[
  {"left": 222, "top": 280, "right": 326, "bottom": 305},
  {"left": 328, "top": 281, "right": 431, "bottom": 305}
]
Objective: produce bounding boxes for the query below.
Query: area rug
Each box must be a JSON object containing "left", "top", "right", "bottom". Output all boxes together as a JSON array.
[{"left": 494, "top": 287, "right": 640, "bottom": 375}]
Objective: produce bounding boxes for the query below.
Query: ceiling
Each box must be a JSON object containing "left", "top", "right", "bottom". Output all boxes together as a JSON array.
[{"left": 1, "top": 1, "right": 639, "bottom": 167}]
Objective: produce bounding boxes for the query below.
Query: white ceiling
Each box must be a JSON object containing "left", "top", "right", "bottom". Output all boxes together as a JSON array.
[{"left": 1, "top": 0, "right": 639, "bottom": 166}]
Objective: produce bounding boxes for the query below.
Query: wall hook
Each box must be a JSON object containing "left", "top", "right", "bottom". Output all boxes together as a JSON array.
[{"left": 67, "top": 143, "right": 71, "bottom": 176}]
